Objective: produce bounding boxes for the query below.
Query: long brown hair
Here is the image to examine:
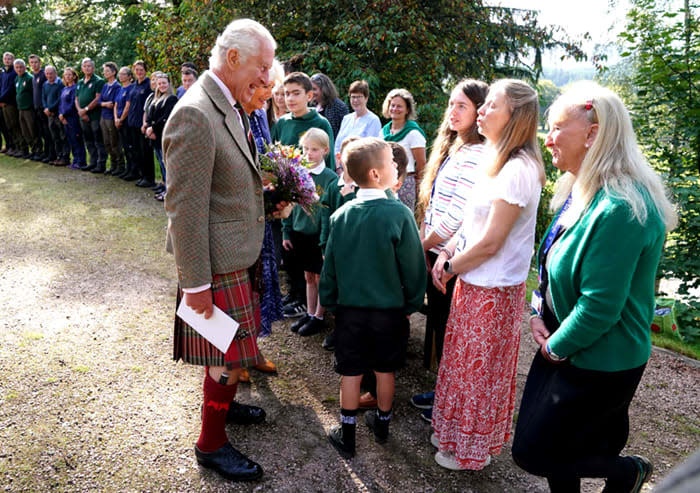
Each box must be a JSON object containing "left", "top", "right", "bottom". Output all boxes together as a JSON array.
[
  {"left": 417, "top": 79, "right": 488, "bottom": 220},
  {"left": 487, "top": 79, "right": 544, "bottom": 183}
]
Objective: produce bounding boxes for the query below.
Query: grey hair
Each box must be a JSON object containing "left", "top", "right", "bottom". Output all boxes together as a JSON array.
[
  {"left": 209, "top": 18, "right": 276, "bottom": 71},
  {"left": 13, "top": 58, "right": 26, "bottom": 67},
  {"left": 45, "top": 65, "right": 57, "bottom": 74},
  {"left": 81, "top": 58, "right": 94, "bottom": 67},
  {"left": 3, "top": 52, "right": 15, "bottom": 59}
]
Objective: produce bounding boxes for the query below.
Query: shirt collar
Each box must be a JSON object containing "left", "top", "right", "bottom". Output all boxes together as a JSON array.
[
  {"left": 309, "top": 162, "right": 326, "bottom": 175},
  {"left": 337, "top": 174, "right": 356, "bottom": 187},
  {"left": 356, "top": 188, "right": 387, "bottom": 202},
  {"left": 209, "top": 70, "right": 238, "bottom": 110}
]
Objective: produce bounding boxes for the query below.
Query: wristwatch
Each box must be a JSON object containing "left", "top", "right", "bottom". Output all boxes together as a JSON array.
[{"left": 443, "top": 260, "right": 454, "bottom": 275}]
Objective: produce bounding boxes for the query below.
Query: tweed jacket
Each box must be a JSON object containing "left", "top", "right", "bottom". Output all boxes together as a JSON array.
[{"left": 163, "top": 71, "right": 265, "bottom": 288}]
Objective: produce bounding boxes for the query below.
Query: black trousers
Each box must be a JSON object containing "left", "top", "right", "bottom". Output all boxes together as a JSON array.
[
  {"left": 127, "top": 125, "right": 154, "bottom": 182},
  {"left": 80, "top": 118, "right": 107, "bottom": 167},
  {"left": 423, "top": 250, "right": 456, "bottom": 368},
  {"left": 33, "top": 108, "right": 53, "bottom": 157},
  {"left": 512, "top": 351, "right": 646, "bottom": 492}
]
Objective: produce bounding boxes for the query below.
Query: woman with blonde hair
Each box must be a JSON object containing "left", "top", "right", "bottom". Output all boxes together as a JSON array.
[
  {"left": 145, "top": 72, "right": 178, "bottom": 201},
  {"left": 512, "top": 81, "right": 676, "bottom": 492},
  {"left": 430, "top": 79, "right": 544, "bottom": 470},
  {"left": 381, "top": 88, "right": 427, "bottom": 211},
  {"left": 408, "top": 79, "right": 488, "bottom": 421}
]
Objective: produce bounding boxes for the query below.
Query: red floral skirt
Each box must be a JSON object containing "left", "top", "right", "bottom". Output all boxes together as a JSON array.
[
  {"left": 432, "top": 279, "right": 526, "bottom": 469},
  {"left": 173, "top": 269, "right": 263, "bottom": 368}
]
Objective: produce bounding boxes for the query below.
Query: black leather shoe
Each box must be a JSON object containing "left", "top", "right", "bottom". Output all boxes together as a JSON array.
[
  {"left": 226, "top": 401, "right": 266, "bottom": 425},
  {"left": 81, "top": 163, "right": 97, "bottom": 171},
  {"left": 327, "top": 425, "right": 355, "bottom": 459},
  {"left": 194, "top": 442, "right": 263, "bottom": 482},
  {"left": 298, "top": 317, "right": 325, "bottom": 337},
  {"left": 322, "top": 331, "right": 336, "bottom": 351},
  {"left": 90, "top": 166, "right": 105, "bottom": 173},
  {"left": 136, "top": 179, "right": 156, "bottom": 188},
  {"left": 290, "top": 314, "right": 312, "bottom": 333},
  {"left": 122, "top": 172, "right": 139, "bottom": 181}
]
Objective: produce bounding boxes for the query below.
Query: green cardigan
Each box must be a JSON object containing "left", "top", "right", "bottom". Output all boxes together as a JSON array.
[
  {"left": 270, "top": 109, "right": 336, "bottom": 170},
  {"left": 545, "top": 188, "right": 666, "bottom": 372}
]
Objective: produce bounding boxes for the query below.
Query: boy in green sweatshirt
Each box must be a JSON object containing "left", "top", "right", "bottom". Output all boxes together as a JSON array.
[
  {"left": 320, "top": 137, "right": 426, "bottom": 458},
  {"left": 270, "top": 72, "right": 335, "bottom": 170},
  {"left": 283, "top": 128, "right": 338, "bottom": 337}
]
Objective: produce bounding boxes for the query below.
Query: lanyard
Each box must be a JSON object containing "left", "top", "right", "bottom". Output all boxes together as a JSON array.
[{"left": 538, "top": 193, "right": 572, "bottom": 283}]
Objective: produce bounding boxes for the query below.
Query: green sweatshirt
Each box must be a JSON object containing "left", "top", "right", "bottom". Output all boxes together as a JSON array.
[
  {"left": 15, "top": 72, "right": 33, "bottom": 110},
  {"left": 282, "top": 166, "right": 338, "bottom": 239},
  {"left": 545, "top": 188, "right": 666, "bottom": 372},
  {"left": 270, "top": 109, "right": 336, "bottom": 170},
  {"left": 319, "top": 196, "right": 427, "bottom": 313}
]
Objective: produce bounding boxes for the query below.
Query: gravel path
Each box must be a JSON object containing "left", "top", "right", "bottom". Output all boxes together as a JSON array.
[{"left": 1, "top": 158, "right": 698, "bottom": 492}]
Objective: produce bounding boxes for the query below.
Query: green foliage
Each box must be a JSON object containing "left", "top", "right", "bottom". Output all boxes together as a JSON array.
[
  {"left": 534, "top": 136, "right": 559, "bottom": 247},
  {"left": 618, "top": 0, "right": 700, "bottom": 329},
  {"left": 0, "top": 0, "right": 157, "bottom": 71},
  {"left": 140, "top": 0, "right": 585, "bottom": 141},
  {"left": 536, "top": 79, "right": 560, "bottom": 129}
]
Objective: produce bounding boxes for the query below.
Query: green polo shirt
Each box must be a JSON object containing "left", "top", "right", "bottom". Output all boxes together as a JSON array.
[
  {"left": 76, "top": 75, "right": 105, "bottom": 121},
  {"left": 15, "top": 72, "right": 34, "bottom": 110}
]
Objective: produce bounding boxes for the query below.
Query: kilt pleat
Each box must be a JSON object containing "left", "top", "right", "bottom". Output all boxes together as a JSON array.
[{"left": 173, "top": 268, "right": 264, "bottom": 368}]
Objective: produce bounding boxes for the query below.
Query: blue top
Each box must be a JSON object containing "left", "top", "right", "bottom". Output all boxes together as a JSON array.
[
  {"left": 115, "top": 84, "right": 134, "bottom": 119},
  {"left": 127, "top": 77, "right": 151, "bottom": 127},
  {"left": 334, "top": 110, "right": 382, "bottom": 154},
  {"left": 41, "top": 78, "right": 64, "bottom": 113},
  {"left": 0, "top": 66, "right": 17, "bottom": 105},
  {"left": 59, "top": 84, "right": 77, "bottom": 117},
  {"left": 176, "top": 85, "right": 185, "bottom": 99},
  {"left": 249, "top": 109, "right": 271, "bottom": 154},
  {"left": 99, "top": 80, "right": 121, "bottom": 120}
]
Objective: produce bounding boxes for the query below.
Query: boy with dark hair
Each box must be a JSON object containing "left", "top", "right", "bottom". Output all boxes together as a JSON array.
[
  {"left": 320, "top": 137, "right": 426, "bottom": 458},
  {"left": 271, "top": 72, "right": 335, "bottom": 171}
]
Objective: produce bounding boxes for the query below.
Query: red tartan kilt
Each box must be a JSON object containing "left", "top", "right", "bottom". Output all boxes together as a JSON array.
[{"left": 173, "top": 269, "right": 263, "bottom": 368}]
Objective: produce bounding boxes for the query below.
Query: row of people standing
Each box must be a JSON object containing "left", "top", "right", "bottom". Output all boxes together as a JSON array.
[{"left": 0, "top": 53, "right": 195, "bottom": 202}]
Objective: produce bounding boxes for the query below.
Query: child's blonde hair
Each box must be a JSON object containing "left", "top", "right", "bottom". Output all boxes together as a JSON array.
[{"left": 299, "top": 127, "right": 330, "bottom": 151}]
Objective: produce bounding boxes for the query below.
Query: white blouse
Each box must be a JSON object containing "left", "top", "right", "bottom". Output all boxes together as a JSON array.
[{"left": 454, "top": 151, "right": 542, "bottom": 288}]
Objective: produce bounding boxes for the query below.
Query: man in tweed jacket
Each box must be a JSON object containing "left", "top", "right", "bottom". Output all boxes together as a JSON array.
[{"left": 163, "top": 19, "right": 275, "bottom": 482}]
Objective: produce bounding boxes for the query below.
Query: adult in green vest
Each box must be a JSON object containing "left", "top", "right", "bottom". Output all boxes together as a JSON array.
[
  {"left": 512, "top": 81, "right": 678, "bottom": 492},
  {"left": 75, "top": 58, "right": 106, "bottom": 172},
  {"left": 14, "top": 58, "right": 38, "bottom": 160}
]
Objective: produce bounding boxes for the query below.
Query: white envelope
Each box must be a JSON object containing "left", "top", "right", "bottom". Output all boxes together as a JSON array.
[{"left": 176, "top": 303, "right": 240, "bottom": 354}]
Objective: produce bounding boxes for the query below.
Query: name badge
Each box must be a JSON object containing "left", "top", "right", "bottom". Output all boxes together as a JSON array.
[{"left": 531, "top": 290, "right": 543, "bottom": 317}]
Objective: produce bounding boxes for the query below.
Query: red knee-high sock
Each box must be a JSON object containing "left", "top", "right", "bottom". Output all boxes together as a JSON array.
[{"left": 196, "top": 370, "right": 239, "bottom": 453}]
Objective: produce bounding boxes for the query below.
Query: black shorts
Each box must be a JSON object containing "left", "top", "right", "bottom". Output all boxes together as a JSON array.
[
  {"left": 289, "top": 230, "right": 323, "bottom": 274},
  {"left": 334, "top": 306, "right": 410, "bottom": 376}
]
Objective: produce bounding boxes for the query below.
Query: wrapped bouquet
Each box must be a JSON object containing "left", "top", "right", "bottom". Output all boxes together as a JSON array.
[{"left": 259, "top": 142, "right": 321, "bottom": 217}]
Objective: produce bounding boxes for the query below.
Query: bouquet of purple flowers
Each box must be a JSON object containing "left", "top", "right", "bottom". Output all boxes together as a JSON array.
[{"left": 260, "top": 142, "right": 321, "bottom": 217}]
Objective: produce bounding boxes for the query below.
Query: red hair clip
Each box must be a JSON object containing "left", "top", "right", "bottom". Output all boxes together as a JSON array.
[{"left": 585, "top": 100, "right": 593, "bottom": 111}]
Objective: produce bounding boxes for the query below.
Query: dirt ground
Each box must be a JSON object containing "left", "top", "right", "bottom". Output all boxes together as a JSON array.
[{"left": 1, "top": 157, "right": 698, "bottom": 492}]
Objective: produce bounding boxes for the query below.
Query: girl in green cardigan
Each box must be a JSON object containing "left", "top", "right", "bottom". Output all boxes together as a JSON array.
[{"left": 512, "top": 81, "right": 677, "bottom": 493}]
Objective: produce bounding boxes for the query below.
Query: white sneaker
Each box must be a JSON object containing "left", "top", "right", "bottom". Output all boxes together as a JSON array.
[
  {"left": 430, "top": 433, "right": 439, "bottom": 448},
  {"left": 434, "top": 450, "right": 491, "bottom": 470}
]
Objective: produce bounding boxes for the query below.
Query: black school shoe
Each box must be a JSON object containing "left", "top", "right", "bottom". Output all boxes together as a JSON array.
[
  {"left": 290, "top": 314, "right": 312, "bottom": 333},
  {"left": 298, "top": 317, "right": 325, "bottom": 337},
  {"left": 194, "top": 442, "right": 263, "bottom": 482},
  {"left": 322, "top": 331, "right": 336, "bottom": 351},
  {"left": 327, "top": 425, "right": 355, "bottom": 459}
]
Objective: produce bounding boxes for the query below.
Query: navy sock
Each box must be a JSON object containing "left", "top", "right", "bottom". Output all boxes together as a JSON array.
[{"left": 340, "top": 408, "right": 357, "bottom": 449}]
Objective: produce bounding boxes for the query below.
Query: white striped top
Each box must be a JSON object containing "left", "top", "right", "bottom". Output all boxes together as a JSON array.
[{"left": 423, "top": 143, "right": 486, "bottom": 254}]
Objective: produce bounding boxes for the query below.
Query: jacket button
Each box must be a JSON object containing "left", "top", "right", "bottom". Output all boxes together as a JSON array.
[{"left": 257, "top": 216, "right": 264, "bottom": 223}]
